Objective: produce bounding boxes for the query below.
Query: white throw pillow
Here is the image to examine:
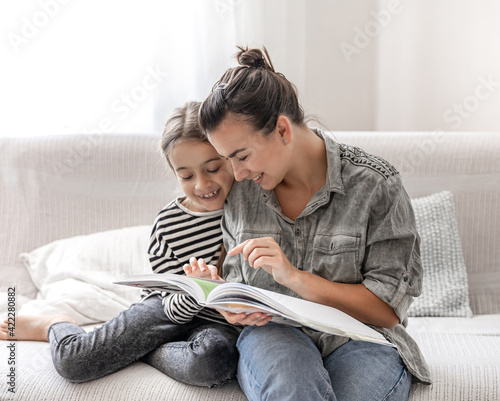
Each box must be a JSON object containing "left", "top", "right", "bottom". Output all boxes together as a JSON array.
[
  {"left": 408, "top": 191, "right": 473, "bottom": 317},
  {"left": 19, "top": 226, "right": 153, "bottom": 325}
]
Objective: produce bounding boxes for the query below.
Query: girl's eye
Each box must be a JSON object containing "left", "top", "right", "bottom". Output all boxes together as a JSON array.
[
  {"left": 180, "top": 175, "right": 193, "bottom": 181},
  {"left": 207, "top": 167, "right": 220, "bottom": 173},
  {"left": 237, "top": 155, "right": 248, "bottom": 162}
]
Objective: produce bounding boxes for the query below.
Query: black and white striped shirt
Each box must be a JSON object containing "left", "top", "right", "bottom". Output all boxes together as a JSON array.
[{"left": 147, "top": 197, "right": 227, "bottom": 325}]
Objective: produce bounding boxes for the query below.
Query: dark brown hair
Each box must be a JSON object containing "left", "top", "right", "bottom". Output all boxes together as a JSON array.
[
  {"left": 199, "top": 46, "right": 305, "bottom": 136},
  {"left": 215, "top": 244, "right": 226, "bottom": 277},
  {"left": 160, "top": 101, "right": 207, "bottom": 169}
]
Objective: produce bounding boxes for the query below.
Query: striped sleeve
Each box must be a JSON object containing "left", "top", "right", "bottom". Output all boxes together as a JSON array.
[
  {"left": 162, "top": 293, "right": 204, "bottom": 324},
  {"left": 148, "top": 211, "right": 186, "bottom": 275},
  {"left": 145, "top": 200, "right": 226, "bottom": 325}
]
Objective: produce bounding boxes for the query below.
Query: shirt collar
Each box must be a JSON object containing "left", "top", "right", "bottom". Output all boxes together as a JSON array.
[
  {"left": 312, "top": 128, "right": 345, "bottom": 196},
  {"left": 258, "top": 128, "right": 345, "bottom": 210}
]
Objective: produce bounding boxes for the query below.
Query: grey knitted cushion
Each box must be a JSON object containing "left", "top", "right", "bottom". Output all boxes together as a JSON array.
[{"left": 408, "top": 191, "right": 473, "bottom": 317}]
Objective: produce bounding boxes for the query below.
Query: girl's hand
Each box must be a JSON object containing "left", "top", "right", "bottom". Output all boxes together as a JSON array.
[
  {"left": 228, "top": 237, "right": 299, "bottom": 287},
  {"left": 183, "top": 257, "right": 221, "bottom": 280},
  {"left": 217, "top": 309, "right": 273, "bottom": 326}
]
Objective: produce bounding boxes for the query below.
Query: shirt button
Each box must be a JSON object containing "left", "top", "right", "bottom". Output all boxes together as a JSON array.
[{"left": 295, "top": 228, "right": 301, "bottom": 236}]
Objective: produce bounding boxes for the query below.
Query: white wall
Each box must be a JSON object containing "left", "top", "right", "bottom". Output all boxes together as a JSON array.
[
  {"left": 2, "top": 0, "right": 499, "bottom": 135},
  {"left": 249, "top": 0, "right": 380, "bottom": 131},
  {"left": 255, "top": 0, "right": 500, "bottom": 132},
  {"left": 376, "top": 0, "right": 500, "bottom": 132}
]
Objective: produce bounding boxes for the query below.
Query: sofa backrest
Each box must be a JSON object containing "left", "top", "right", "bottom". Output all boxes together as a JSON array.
[
  {"left": 1, "top": 132, "right": 499, "bottom": 315},
  {"left": 334, "top": 131, "right": 500, "bottom": 315},
  {"left": 0, "top": 135, "right": 179, "bottom": 299}
]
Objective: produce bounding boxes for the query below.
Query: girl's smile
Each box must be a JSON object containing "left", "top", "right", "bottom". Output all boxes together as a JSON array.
[{"left": 169, "top": 141, "right": 233, "bottom": 213}]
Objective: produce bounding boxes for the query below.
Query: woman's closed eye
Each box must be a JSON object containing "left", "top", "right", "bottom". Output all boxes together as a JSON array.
[
  {"left": 237, "top": 155, "right": 248, "bottom": 162},
  {"left": 207, "top": 167, "right": 220, "bottom": 173}
]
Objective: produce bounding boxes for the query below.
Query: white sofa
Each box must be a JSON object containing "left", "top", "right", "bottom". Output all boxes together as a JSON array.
[{"left": 1, "top": 131, "right": 499, "bottom": 401}]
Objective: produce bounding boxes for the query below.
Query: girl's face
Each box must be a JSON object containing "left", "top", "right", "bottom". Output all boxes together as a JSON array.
[
  {"left": 207, "top": 117, "right": 289, "bottom": 190},
  {"left": 169, "top": 141, "right": 233, "bottom": 213}
]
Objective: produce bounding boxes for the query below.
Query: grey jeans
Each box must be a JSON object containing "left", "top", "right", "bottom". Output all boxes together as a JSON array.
[{"left": 47, "top": 295, "right": 240, "bottom": 387}]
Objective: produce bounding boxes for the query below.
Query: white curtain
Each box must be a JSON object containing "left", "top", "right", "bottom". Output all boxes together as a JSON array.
[
  {"left": 0, "top": 0, "right": 265, "bottom": 137},
  {"left": 2, "top": 0, "right": 499, "bottom": 136}
]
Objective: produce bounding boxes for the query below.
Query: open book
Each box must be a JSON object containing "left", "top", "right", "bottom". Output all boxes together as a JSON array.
[{"left": 115, "top": 273, "right": 392, "bottom": 346}]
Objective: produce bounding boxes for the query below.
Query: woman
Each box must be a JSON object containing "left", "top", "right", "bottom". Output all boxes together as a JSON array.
[{"left": 199, "top": 47, "right": 431, "bottom": 401}]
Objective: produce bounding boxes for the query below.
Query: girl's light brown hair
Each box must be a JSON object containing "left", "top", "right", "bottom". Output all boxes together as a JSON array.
[
  {"left": 160, "top": 100, "right": 226, "bottom": 274},
  {"left": 199, "top": 46, "right": 305, "bottom": 136},
  {"left": 160, "top": 101, "right": 207, "bottom": 169}
]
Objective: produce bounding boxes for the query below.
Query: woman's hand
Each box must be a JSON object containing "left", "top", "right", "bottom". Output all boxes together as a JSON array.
[
  {"left": 217, "top": 309, "right": 273, "bottom": 326},
  {"left": 227, "top": 237, "right": 299, "bottom": 287},
  {"left": 227, "top": 239, "right": 399, "bottom": 329},
  {"left": 183, "top": 257, "right": 221, "bottom": 280}
]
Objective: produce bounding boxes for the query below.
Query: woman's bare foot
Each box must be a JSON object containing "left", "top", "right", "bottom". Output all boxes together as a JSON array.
[{"left": 0, "top": 315, "right": 76, "bottom": 341}]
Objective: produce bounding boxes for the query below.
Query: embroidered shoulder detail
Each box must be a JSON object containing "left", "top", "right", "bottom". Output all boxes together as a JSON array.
[{"left": 339, "top": 144, "right": 398, "bottom": 180}]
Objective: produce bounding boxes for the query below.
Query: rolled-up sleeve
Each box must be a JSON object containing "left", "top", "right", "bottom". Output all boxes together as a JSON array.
[{"left": 362, "top": 175, "right": 423, "bottom": 322}]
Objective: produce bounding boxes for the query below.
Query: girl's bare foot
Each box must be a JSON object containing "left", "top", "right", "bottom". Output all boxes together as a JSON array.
[{"left": 0, "top": 315, "right": 76, "bottom": 341}]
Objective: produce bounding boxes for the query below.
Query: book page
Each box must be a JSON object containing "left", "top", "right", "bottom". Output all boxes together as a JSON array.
[
  {"left": 190, "top": 278, "right": 220, "bottom": 298},
  {"left": 209, "top": 282, "right": 390, "bottom": 345},
  {"left": 115, "top": 274, "right": 390, "bottom": 345},
  {"left": 114, "top": 274, "right": 206, "bottom": 301}
]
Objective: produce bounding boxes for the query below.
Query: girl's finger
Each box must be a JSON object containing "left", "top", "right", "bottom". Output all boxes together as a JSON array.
[
  {"left": 182, "top": 263, "right": 193, "bottom": 276},
  {"left": 207, "top": 264, "right": 219, "bottom": 280},
  {"left": 198, "top": 258, "right": 207, "bottom": 272},
  {"left": 189, "top": 257, "right": 199, "bottom": 270}
]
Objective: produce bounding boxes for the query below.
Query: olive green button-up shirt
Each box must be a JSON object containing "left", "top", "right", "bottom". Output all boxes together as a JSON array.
[{"left": 221, "top": 129, "right": 431, "bottom": 384}]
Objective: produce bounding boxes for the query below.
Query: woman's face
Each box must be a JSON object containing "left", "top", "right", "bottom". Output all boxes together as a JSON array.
[{"left": 207, "top": 116, "right": 289, "bottom": 190}]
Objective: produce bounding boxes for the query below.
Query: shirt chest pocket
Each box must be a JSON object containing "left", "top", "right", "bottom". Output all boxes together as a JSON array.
[{"left": 311, "top": 233, "right": 361, "bottom": 283}]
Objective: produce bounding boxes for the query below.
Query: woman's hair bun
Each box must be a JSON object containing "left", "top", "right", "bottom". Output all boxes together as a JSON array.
[
  {"left": 236, "top": 46, "right": 275, "bottom": 71},
  {"left": 200, "top": 45, "right": 304, "bottom": 136}
]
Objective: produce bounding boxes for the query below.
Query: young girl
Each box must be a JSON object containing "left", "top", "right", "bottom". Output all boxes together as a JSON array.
[
  {"left": 0, "top": 101, "right": 239, "bottom": 388},
  {"left": 199, "top": 47, "right": 431, "bottom": 400}
]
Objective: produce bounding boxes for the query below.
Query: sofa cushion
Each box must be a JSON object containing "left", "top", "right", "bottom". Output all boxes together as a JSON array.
[
  {"left": 408, "top": 191, "right": 473, "bottom": 317},
  {"left": 409, "top": 314, "right": 500, "bottom": 400},
  {"left": 407, "top": 314, "right": 500, "bottom": 400},
  {"left": 0, "top": 337, "right": 247, "bottom": 401},
  {"left": 0, "top": 135, "right": 177, "bottom": 300},
  {"left": 19, "top": 226, "right": 153, "bottom": 325}
]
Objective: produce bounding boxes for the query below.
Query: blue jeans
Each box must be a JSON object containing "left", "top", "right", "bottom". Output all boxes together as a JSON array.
[
  {"left": 237, "top": 323, "right": 411, "bottom": 401},
  {"left": 48, "top": 295, "right": 239, "bottom": 387}
]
